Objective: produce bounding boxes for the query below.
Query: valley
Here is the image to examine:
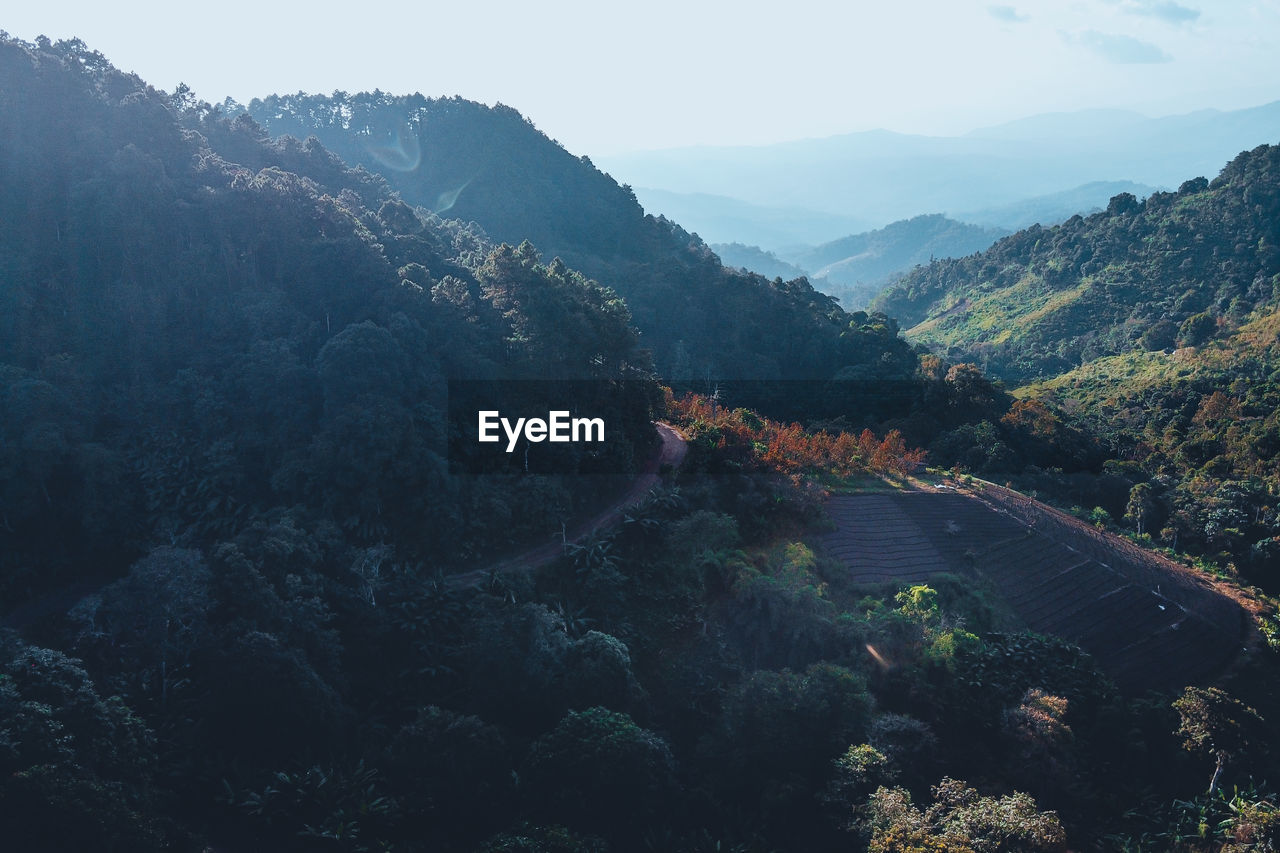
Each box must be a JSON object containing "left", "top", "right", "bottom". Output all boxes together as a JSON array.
[{"left": 4, "top": 25, "right": 1280, "bottom": 853}]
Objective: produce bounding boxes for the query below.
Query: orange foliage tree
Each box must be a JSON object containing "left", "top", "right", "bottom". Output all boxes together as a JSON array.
[{"left": 665, "top": 391, "right": 926, "bottom": 481}]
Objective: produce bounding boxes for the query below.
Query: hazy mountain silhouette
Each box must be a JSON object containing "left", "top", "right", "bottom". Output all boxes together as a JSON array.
[
  {"left": 632, "top": 187, "right": 869, "bottom": 251},
  {"left": 953, "top": 180, "right": 1159, "bottom": 230},
  {"left": 599, "top": 103, "right": 1280, "bottom": 241}
]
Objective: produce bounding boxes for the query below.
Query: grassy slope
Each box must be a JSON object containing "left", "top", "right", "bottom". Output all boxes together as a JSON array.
[{"left": 1016, "top": 303, "right": 1280, "bottom": 401}]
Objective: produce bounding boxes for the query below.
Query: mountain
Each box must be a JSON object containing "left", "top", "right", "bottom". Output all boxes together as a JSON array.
[
  {"left": 242, "top": 92, "right": 918, "bottom": 385},
  {"left": 864, "top": 143, "right": 1280, "bottom": 586},
  {"left": 787, "top": 215, "right": 1007, "bottom": 309},
  {"left": 872, "top": 145, "right": 1280, "bottom": 385},
  {"left": 710, "top": 242, "right": 814, "bottom": 282},
  {"left": 953, "top": 180, "right": 1159, "bottom": 230},
  {"left": 961, "top": 108, "right": 1150, "bottom": 141},
  {"left": 0, "top": 36, "right": 937, "bottom": 852},
  {"left": 630, "top": 187, "right": 870, "bottom": 250},
  {"left": 10, "top": 35, "right": 1280, "bottom": 853},
  {"left": 0, "top": 36, "right": 663, "bottom": 603},
  {"left": 597, "top": 103, "right": 1280, "bottom": 230}
]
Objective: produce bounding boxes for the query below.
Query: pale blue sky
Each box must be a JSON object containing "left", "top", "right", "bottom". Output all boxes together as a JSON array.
[{"left": 6, "top": 0, "right": 1278, "bottom": 156}]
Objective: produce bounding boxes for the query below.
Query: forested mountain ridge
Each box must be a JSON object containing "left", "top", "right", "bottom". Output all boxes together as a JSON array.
[
  {"left": 241, "top": 91, "right": 918, "bottom": 383},
  {"left": 790, "top": 214, "right": 1007, "bottom": 310},
  {"left": 711, "top": 241, "right": 813, "bottom": 283},
  {"left": 8, "top": 34, "right": 1280, "bottom": 853},
  {"left": 0, "top": 34, "right": 659, "bottom": 607},
  {"left": 871, "top": 142, "right": 1280, "bottom": 589},
  {"left": 0, "top": 37, "right": 1072, "bottom": 852},
  {"left": 873, "top": 143, "right": 1280, "bottom": 383},
  {"left": 953, "top": 179, "right": 1158, "bottom": 231},
  {"left": 245, "top": 91, "right": 649, "bottom": 265}
]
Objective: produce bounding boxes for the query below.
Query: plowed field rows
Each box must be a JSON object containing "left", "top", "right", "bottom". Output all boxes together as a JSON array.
[{"left": 818, "top": 491, "right": 1245, "bottom": 693}]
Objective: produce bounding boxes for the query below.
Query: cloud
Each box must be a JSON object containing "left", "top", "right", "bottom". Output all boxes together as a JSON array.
[
  {"left": 1109, "top": 0, "right": 1201, "bottom": 25},
  {"left": 1067, "top": 29, "right": 1173, "bottom": 63},
  {"left": 987, "top": 5, "right": 1029, "bottom": 23}
]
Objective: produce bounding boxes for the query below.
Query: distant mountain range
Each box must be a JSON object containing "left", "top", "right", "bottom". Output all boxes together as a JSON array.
[
  {"left": 785, "top": 215, "right": 1008, "bottom": 308},
  {"left": 953, "top": 180, "right": 1158, "bottom": 230},
  {"left": 599, "top": 102, "right": 1280, "bottom": 247},
  {"left": 714, "top": 216, "right": 1007, "bottom": 311},
  {"left": 710, "top": 243, "right": 813, "bottom": 283},
  {"left": 629, "top": 188, "right": 869, "bottom": 250}
]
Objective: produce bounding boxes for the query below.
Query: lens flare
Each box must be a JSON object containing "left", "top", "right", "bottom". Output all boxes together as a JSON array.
[
  {"left": 364, "top": 123, "right": 420, "bottom": 172},
  {"left": 434, "top": 179, "right": 472, "bottom": 214}
]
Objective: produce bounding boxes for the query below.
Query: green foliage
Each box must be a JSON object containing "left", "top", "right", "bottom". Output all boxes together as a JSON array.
[
  {"left": 835, "top": 743, "right": 894, "bottom": 791},
  {"left": 867, "top": 714, "right": 940, "bottom": 791},
  {"left": 1178, "top": 312, "right": 1217, "bottom": 348},
  {"left": 1173, "top": 687, "right": 1266, "bottom": 793},
  {"left": 896, "top": 585, "right": 941, "bottom": 624},
  {"left": 477, "top": 824, "right": 611, "bottom": 853},
  {"left": 866, "top": 778, "right": 1067, "bottom": 853},
  {"left": 946, "top": 632, "right": 1114, "bottom": 727},
  {"left": 0, "top": 638, "right": 169, "bottom": 850},
  {"left": 1107, "top": 785, "right": 1280, "bottom": 851},
  {"left": 382, "top": 706, "right": 514, "bottom": 839},
  {"left": 721, "top": 547, "right": 851, "bottom": 669},
  {"left": 0, "top": 32, "right": 670, "bottom": 616},
  {"left": 706, "top": 663, "right": 873, "bottom": 831},
  {"left": 522, "top": 707, "right": 676, "bottom": 837},
  {"left": 227, "top": 762, "right": 399, "bottom": 852},
  {"left": 872, "top": 143, "right": 1280, "bottom": 587}
]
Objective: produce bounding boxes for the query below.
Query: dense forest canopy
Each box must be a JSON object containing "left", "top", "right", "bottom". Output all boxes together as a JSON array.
[{"left": 0, "top": 34, "right": 661, "bottom": 607}]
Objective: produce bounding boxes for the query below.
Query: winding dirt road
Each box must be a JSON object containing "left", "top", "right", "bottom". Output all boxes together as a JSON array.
[
  {"left": 4, "top": 424, "right": 687, "bottom": 625},
  {"left": 447, "top": 421, "right": 687, "bottom": 588}
]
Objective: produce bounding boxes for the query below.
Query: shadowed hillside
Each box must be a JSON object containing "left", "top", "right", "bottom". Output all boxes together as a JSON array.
[{"left": 241, "top": 92, "right": 918, "bottom": 384}]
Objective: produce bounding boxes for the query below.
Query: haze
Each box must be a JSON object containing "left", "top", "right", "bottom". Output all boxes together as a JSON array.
[{"left": 7, "top": 0, "right": 1280, "bottom": 157}]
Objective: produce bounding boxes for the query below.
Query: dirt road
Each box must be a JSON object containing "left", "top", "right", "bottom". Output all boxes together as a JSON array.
[{"left": 447, "top": 421, "right": 687, "bottom": 588}]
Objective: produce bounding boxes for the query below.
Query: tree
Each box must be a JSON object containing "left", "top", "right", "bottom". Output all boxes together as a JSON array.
[
  {"left": 865, "top": 778, "right": 1066, "bottom": 852},
  {"left": 868, "top": 714, "right": 939, "bottom": 791},
  {"left": 1177, "top": 312, "right": 1217, "bottom": 347},
  {"left": 708, "top": 663, "right": 873, "bottom": 834},
  {"left": 84, "top": 547, "right": 211, "bottom": 710},
  {"left": 383, "top": 706, "right": 513, "bottom": 836},
  {"left": 1124, "top": 482, "right": 1154, "bottom": 536},
  {"left": 1173, "top": 686, "right": 1265, "bottom": 794},
  {"left": 522, "top": 707, "right": 675, "bottom": 838},
  {"left": 0, "top": 640, "right": 166, "bottom": 851}
]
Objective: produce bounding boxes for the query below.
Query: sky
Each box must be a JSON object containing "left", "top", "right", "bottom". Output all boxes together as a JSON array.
[{"left": 6, "top": 0, "right": 1279, "bottom": 157}]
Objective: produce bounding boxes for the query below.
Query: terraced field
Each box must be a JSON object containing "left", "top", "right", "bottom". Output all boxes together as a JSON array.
[{"left": 818, "top": 489, "right": 1246, "bottom": 693}]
